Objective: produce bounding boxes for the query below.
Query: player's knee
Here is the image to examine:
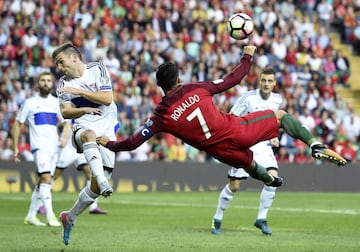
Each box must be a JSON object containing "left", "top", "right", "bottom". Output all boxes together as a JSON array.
[
  {"left": 81, "top": 130, "right": 96, "bottom": 142},
  {"left": 228, "top": 179, "right": 241, "bottom": 192},
  {"left": 39, "top": 173, "right": 52, "bottom": 184}
]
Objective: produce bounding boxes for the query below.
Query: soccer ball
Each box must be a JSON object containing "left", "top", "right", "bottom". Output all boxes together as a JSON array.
[{"left": 227, "top": 13, "right": 254, "bottom": 40}]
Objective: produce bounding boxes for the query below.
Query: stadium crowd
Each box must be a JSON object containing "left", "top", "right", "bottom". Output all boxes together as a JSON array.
[{"left": 1, "top": 0, "right": 360, "bottom": 164}]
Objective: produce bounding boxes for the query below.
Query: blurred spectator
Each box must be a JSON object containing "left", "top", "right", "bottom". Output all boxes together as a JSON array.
[
  {"left": 276, "top": 146, "right": 290, "bottom": 163},
  {"left": 131, "top": 142, "right": 152, "bottom": 162},
  {"left": 296, "top": 64, "right": 312, "bottom": 88},
  {"left": 298, "top": 108, "right": 316, "bottom": 132},
  {"left": 279, "top": 131, "right": 297, "bottom": 163},
  {"left": 103, "top": 50, "right": 121, "bottom": 77},
  {"left": 168, "top": 138, "right": 186, "bottom": 162},
  {"left": 333, "top": 50, "right": 351, "bottom": 87},
  {"left": 280, "top": 0, "right": 296, "bottom": 22},
  {"left": 339, "top": 138, "right": 357, "bottom": 163},
  {"left": 342, "top": 5, "right": 357, "bottom": 44},
  {"left": 342, "top": 106, "right": 360, "bottom": 141},
  {"left": 293, "top": 140, "right": 313, "bottom": 164},
  {"left": 353, "top": 19, "right": 360, "bottom": 55},
  {"left": 22, "top": 27, "right": 38, "bottom": 49},
  {"left": 0, "top": 27, "right": 7, "bottom": 47},
  {"left": 316, "top": 0, "right": 333, "bottom": 33},
  {"left": 260, "top": 3, "right": 277, "bottom": 37},
  {"left": 0, "top": 136, "right": 14, "bottom": 160}
]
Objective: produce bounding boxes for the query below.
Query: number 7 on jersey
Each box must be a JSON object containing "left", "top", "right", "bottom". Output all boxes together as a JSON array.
[{"left": 186, "top": 107, "right": 212, "bottom": 139}]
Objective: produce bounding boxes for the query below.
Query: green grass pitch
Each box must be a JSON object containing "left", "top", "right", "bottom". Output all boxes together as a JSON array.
[{"left": 1, "top": 192, "right": 359, "bottom": 251}]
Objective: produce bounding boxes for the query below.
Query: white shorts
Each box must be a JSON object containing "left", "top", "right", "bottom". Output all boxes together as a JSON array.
[
  {"left": 73, "top": 127, "right": 115, "bottom": 169},
  {"left": 227, "top": 167, "right": 250, "bottom": 179},
  {"left": 33, "top": 149, "right": 58, "bottom": 175},
  {"left": 56, "top": 145, "right": 87, "bottom": 169}
]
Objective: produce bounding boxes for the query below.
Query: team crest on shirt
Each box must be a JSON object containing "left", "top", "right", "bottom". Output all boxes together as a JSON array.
[{"left": 100, "top": 76, "right": 109, "bottom": 85}]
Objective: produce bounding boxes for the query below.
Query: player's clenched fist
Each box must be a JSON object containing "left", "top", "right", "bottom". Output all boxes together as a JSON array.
[{"left": 243, "top": 45, "right": 257, "bottom": 56}]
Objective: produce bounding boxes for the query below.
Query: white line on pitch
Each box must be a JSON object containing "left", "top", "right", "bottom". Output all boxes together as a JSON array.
[{"left": 115, "top": 200, "right": 359, "bottom": 215}]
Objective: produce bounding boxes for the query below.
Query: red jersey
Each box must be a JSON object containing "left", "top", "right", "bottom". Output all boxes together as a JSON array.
[{"left": 107, "top": 54, "right": 279, "bottom": 167}]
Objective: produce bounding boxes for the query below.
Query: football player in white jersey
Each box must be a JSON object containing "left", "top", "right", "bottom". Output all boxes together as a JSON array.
[
  {"left": 12, "top": 72, "right": 64, "bottom": 227},
  {"left": 52, "top": 42, "right": 119, "bottom": 245},
  {"left": 211, "top": 68, "right": 284, "bottom": 235}
]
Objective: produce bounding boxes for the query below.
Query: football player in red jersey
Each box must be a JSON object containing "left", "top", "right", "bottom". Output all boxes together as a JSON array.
[{"left": 97, "top": 45, "right": 346, "bottom": 187}]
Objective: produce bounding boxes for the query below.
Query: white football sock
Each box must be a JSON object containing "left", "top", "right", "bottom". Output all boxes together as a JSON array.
[
  {"left": 213, "top": 184, "right": 234, "bottom": 220},
  {"left": 83, "top": 142, "right": 107, "bottom": 185},
  {"left": 39, "top": 183, "right": 55, "bottom": 218},
  {"left": 257, "top": 185, "right": 276, "bottom": 220},
  {"left": 68, "top": 185, "right": 97, "bottom": 224},
  {"left": 26, "top": 187, "right": 41, "bottom": 218},
  {"left": 86, "top": 180, "right": 98, "bottom": 211}
]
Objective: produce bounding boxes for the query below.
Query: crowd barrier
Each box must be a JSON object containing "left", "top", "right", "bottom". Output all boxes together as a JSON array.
[{"left": 0, "top": 161, "right": 359, "bottom": 193}]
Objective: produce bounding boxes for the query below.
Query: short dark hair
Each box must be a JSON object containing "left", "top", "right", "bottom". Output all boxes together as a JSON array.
[
  {"left": 52, "top": 42, "right": 82, "bottom": 61},
  {"left": 260, "top": 68, "right": 276, "bottom": 76},
  {"left": 155, "top": 62, "right": 179, "bottom": 91}
]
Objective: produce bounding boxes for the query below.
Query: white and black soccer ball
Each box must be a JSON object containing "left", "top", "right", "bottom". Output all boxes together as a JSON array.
[{"left": 227, "top": 13, "right": 254, "bottom": 40}]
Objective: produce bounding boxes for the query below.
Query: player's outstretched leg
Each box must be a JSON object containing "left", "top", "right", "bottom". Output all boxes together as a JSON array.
[
  {"left": 311, "top": 144, "right": 347, "bottom": 166},
  {"left": 280, "top": 113, "right": 347, "bottom": 166},
  {"left": 60, "top": 211, "right": 73, "bottom": 245}
]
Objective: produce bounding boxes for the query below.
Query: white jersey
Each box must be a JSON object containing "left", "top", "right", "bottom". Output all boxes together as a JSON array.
[
  {"left": 228, "top": 89, "right": 282, "bottom": 178},
  {"left": 56, "top": 61, "right": 118, "bottom": 138},
  {"left": 16, "top": 94, "right": 64, "bottom": 153}
]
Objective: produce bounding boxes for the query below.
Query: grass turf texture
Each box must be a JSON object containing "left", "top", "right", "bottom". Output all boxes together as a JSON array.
[{"left": 1, "top": 192, "right": 359, "bottom": 252}]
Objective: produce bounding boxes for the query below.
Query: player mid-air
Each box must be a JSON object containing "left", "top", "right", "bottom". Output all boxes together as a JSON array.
[{"left": 97, "top": 45, "right": 346, "bottom": 188}]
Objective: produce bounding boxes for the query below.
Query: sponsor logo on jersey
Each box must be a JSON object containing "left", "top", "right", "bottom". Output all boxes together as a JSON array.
[{"left": 170, "top": 94, "right": 200, "bottom": 121}]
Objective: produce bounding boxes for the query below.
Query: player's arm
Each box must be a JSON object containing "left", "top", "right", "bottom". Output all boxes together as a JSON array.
[
  {"left": 60, "top": 102, "right": 103, "bottom": 119},
  {"left": 97, "top": 118, "right": 161, "bottom": 152},
  {"left": 207, "top": 46, "right": 256, "bottom": 94},
  {"left": 59, "top": 120, "right": 71, "bottom": 148},
  {"left": 11, "top": 120, "right": 22, "bottom": 163},
  {"left": 57, "top": 87, "right": 112, "bottom": 106},
  {"left": 98, "top": 133, "right": 147, "bottom": 152}
]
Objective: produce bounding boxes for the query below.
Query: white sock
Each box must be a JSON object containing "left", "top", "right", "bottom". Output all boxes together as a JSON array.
[
  {"left": 39, "top": 183, "right": 55, "bottom": 218},
  {"left": 89, "top": 199, "right": 99, "bottom": 211},
  {"left": 86, "top": 180, "right": 99, "bottom": 211},
  {"left": 310, "top": 141, "right": 322, "bottom": 148},
  {"left": 68, "top": 185, "right": 97, "bottom": 224},
  {"left": 213, "top": 184, "right": 234, "bottom": 220},
  {"left": 257, "top": 185, "right": 276, "bottom": 220},
  {"left": 26, "top": 187, "right": 41, "bottom": 218},
  {"left": 83, "top": 142, "right": 107, "bottom": 185}
]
